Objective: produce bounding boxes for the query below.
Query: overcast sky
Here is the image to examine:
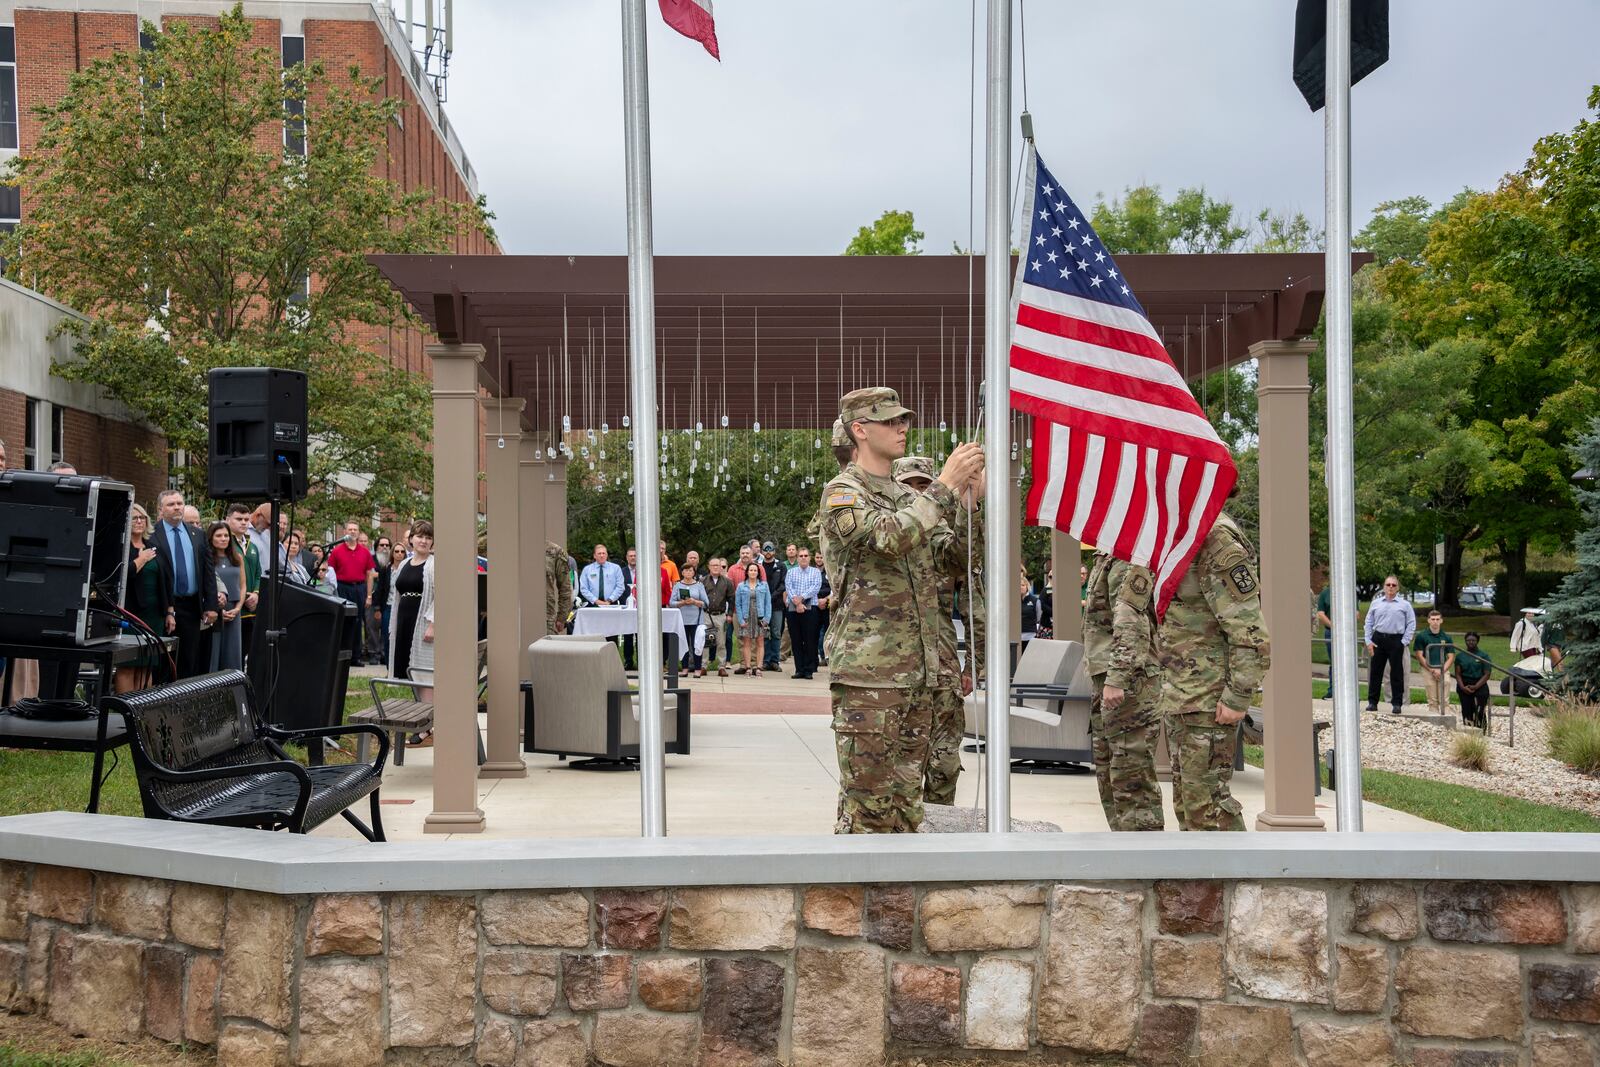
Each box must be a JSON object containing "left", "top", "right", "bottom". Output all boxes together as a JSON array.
[{"left": 439, "top": 1, "right": 1600, "bottom": 256}]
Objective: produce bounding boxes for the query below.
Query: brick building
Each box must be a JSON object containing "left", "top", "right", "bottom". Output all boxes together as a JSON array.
[{"left": 0, "top": 0, "right": 497, "bottom": 508}]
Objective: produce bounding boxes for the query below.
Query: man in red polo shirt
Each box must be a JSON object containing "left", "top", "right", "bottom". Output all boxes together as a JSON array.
[{"left": 327, "top": 519, "right": 376, "bottom": 665}]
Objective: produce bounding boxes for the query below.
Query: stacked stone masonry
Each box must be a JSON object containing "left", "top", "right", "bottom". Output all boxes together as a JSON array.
[{"left": 2, "top": 860, "right": 1600, "bottom": 1065}]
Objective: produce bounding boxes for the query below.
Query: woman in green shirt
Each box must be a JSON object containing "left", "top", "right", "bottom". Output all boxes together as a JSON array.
[{"left": 1454, "top": 631, "right": 1493, "bottom": 729}]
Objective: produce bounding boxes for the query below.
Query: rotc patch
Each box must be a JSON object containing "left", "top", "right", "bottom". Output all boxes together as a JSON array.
[
  {"left": 827, "top": 492, "right": 857, "bottom": 508},
  {"left": 1227, "top": 563, "right": 1258, "bottom": 597},
  {"left": 833, "top": 507, "right": 858, "bottom": 537}
]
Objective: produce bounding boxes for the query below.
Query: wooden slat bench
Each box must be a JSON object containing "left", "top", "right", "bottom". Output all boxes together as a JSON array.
[{"left": 353, "top": 639, "right": 487, "bottom": 766}]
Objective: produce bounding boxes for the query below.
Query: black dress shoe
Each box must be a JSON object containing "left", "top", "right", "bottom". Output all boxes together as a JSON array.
[
  {"left": 1365, "top": 705, "right": 1377, "bottom": 712},
  {"left": 1390, "top": 707, "right": 1403, "bottom": 715}
]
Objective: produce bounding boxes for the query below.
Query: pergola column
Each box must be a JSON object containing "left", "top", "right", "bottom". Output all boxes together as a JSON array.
[
  {"left": 520, "top": 434, "right": 549, "bottom": 660},
  {"left": 1252, "top": 338, "right": 1325, "bottom": 832},
  {"left": 1051, "top": 530, "right": 1082, "bottom": 641},
  {"left": 424, "top": 343, "right": 487, "bottom": 833},
  {"left": 544, "top": 454, "right": 568, "bottom": 552},
  {"left": 481, "top": 398, "right": 527, "bottom": 780}
]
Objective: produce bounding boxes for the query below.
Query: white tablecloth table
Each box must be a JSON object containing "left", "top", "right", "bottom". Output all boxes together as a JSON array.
[{"left": 572, "top": 607, "right": 690, "bottom": 681}]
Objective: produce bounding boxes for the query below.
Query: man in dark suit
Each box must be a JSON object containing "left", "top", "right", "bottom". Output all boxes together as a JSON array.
[
  {"left": 153, "top": 488, "right": 217, "bottom": 677},
  {"left": 619, "top": 546, "right": 641, "bottom": 666}
]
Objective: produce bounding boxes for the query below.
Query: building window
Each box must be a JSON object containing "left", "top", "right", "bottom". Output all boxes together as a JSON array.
[
  {"left": 0, "top": 27, "right": 15, "bottom": 151},
  {"left": 50, "top": 404, "right": 64, "bottom": 465},
  {"left": 282, "top": 36, "right": 305, "bottom": 156},
  {"left": 23, "top": 397, "right": 37, "bottom": 469}
]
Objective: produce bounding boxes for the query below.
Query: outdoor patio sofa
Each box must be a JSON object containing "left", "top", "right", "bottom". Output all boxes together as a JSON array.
[{"left": 522, "top": 634, "right": 691, "bottom": 769}]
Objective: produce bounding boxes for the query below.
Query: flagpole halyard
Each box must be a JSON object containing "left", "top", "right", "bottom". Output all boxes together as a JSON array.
[
  {"left": 982, "top": 0, "right": 1014, "bottom": 835},
  {"left": 621, "top": 0, "right": 667, "bottom": 838}
]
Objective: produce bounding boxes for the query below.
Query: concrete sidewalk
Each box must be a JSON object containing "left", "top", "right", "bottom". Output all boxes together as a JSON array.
[{"left": 316, "top": 677, "right": 1448, "bottom": 840}]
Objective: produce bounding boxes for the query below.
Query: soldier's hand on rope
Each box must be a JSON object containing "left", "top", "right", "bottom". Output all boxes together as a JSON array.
[
  {"left": 1214, "top": 702, "right": 1247, "bottom": 726},
  {"left": 1102, "top": 685, "right": 1125, "bottom": 710},
  {"left": 938, "top": 442, "right": 984, "bottom": 494}
]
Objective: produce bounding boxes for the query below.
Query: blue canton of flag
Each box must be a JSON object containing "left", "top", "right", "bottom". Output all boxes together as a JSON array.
[{"left": 1022, "top": 156, "right": 1146, "bottom": 319}]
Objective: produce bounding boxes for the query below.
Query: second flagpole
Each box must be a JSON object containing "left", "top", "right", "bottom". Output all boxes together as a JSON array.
[
  {"left": 982, "top": 0, "right": 1013, "bottom": 834},
  {"left": 620, "top": 0, "right": 667, "bottom": 838}
]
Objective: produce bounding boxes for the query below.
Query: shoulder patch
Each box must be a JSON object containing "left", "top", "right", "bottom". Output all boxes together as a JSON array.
[
  {"left": 1226, "top": 562, "right": 1258, "bottom": 598},
  {"left": 827, "top": 492, "right": 857, "bottom": 508},
  {"left": 1120, "top": 569, "right": 1154, "bottom": 612},
  {"left": 831, "top": 506, "right": 858, "bottom": 537}
]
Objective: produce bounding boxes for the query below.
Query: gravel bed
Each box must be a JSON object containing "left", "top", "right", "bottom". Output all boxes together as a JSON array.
[{"left": 1314, "top": 700, "right": 1600, "bottom": 816}]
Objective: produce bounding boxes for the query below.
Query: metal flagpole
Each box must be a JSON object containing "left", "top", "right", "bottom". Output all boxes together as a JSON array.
[
  {"left": 1324, "top": 0, "right": 1362, "bottom": 830},
  {"left": 620, "top": 0, "right": 666, "bottom": 837},
  {"left": 982, "top": 0, "right": 1012, "bottom": 834}
]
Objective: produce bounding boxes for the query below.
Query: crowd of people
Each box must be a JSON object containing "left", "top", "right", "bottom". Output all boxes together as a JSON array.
[{"left": 569, "top": 536, "right": 834, "bottom": 680}]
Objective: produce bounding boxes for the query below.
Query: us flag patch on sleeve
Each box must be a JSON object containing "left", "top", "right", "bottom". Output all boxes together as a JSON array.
[{"left": 827, "top": 492, "right": 857, "bottom": 508}]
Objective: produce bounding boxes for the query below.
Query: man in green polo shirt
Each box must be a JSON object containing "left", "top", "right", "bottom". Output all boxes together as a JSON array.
[
  {"left": 1454, "top": 631, "right": 1493, "bottom": 729},
  {"left": 1412, "top": 610, "right": 1455, "bottom": 714}
]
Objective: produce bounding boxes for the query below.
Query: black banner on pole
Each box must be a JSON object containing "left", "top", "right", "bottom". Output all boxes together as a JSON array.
[{"left": 1293, "top": 0, "right": 1390, "bottom": 112}]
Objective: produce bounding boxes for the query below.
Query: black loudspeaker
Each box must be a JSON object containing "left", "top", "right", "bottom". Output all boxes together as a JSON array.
[
  {"left": 248, "top": 579, "right": 354, "bottom": 731},
  {"left": 207, "top": 368, "right": 308, "bottom": 501},
  {"left": 0, "top": 471, "right": 133, "bottom": 646}
]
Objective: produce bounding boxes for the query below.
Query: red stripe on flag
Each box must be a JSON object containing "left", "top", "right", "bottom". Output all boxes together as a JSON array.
[
  {"left": 658, "top": 0, "right": 719, "bottom": 58},
  {"left": 1008, "top": 389, "right": 1235, "bottom": 469},
  {"left": 1063, "top": 426, "right": 1089, "bottom": 536},
  {"left": 1010, "top": 345, "right": 1204, "bottom": 414},
  {"left": 1015, "top": 302, "right": 1171, "bottom": 365},
  {"left": 1026, "top": 418, "right": 1054, "bottom": 527},
  {"left": 1083, "top": 440, "right": 1124, "bottom": 552},
  {"left": 1111, "top": 450, "right": 1149, "bottom": 562}
]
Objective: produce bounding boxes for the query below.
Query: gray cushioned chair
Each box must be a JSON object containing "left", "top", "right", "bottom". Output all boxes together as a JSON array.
[
  {"left": 522, "top": 635, "right": 691, "bottom": 769},
  {"left": 963, "top": 638, "right": 1092, "bottom": 770}
]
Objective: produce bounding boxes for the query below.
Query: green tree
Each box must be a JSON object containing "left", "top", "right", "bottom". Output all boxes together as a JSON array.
[
  {"left": 1090, "top": 184, "right": 1248, "bottom": 254},
  {"left": 844, "top": 209, "right": 924, "bottom": 255},
  {"left": 1356, "top": 195, "right": 1437, "bottom": 266},
  {"left": 2, "top": 7, "right": 492, "bottom": 522},
  {"left": 1542, "top": 417, "right": 1600, "bottom": 697}
]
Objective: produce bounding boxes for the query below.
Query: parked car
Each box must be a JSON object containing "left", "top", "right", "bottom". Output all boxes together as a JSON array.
[{"left": 1458, "top": 588, "right": 1492, "bottom": 609}]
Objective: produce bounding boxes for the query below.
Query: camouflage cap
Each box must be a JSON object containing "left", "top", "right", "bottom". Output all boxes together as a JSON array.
[
  {"left": 892, "top": 456, "right": 937, "bottom": 486},
  {"left": 838, "top": 387, "right": 914, "bottom": 426},
  {"left": 830, "top": 418, "right": 850, "bottom": 448}
]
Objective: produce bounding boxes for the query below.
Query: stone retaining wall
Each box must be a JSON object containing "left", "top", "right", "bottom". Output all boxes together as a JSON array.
[{"left": 3, "top": 860, "right": 1599, "bottom": 1065}]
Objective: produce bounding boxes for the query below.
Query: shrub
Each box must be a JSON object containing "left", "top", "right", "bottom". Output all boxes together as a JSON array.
[
  {"left": 1492, "top": 569, "right": 1572, "bottom": 616},
  {"left": 1548, "top": 703, "right": 1600, "bottom": 776},
  {"left": 1449, "top": 731, "right": 1492, "bottom": 773}
]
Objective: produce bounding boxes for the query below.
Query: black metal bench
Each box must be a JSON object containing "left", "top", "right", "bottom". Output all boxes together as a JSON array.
[{"left": 102, "top": 670, "right": 390, "bottom": 840}]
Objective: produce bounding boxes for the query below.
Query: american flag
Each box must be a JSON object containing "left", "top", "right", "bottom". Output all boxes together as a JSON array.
[
  {"left": 1011, "top": 147, "right": 1236, "bottom": 617},
  {"left": 659, "top": 0, "right": 719, "bottom": 60}
]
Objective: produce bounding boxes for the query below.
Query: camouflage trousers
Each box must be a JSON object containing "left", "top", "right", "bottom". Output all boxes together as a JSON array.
[
  {"left": 923, "top": 685, "right": 966, "bottom": 806},
  {"left": 831, "top": 684, "right": 934, "bottom": 833},
  {"left": 1089, "top": 673, "right": 1163, "bottom": 832},
  {"left": 1165, "top": 710, "right": 1246, "bottom": 832}
]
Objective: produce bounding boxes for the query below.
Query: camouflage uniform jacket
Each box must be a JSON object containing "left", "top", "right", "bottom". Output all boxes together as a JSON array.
[
  {"left": 1082, "top": 552, "right": 1161, "bottom": 689},
  {"left": 821, "top": 462, "right": 962, "bottom": 688},
  {"left": 1158, "top": 513, "right": 1271, "bottom": 714},
  {"left": 932, "top": 511, "right": 984, "bottom": 689},
  {"left": 809, "top": 507, "right": 851, "bottom": 663},
  {"left": 546, "top": 541, "right": 574, "bottom": 634}
]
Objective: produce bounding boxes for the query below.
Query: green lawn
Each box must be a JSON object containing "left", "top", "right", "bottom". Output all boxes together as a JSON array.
[
  {"left": 1242, "top": 745, "right": 1600, "bottom": 833},
  {"left": 0, "top": 1047, "right": 124, "bottom": 1067}
]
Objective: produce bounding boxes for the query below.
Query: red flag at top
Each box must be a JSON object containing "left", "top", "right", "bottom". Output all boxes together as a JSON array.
[{"left": 659, "top": 0, "right": 719, "bottom": 60}]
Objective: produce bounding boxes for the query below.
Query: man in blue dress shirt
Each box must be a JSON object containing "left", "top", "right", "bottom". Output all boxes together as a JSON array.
[
  {"left": 785, "top": 547, "right": 823, "bottom": 679},
  {"left": 1363, "top": 575, "right": 1416, "bottom": 714},
  {"left": 578, "top": 544, "right": 625, "bottom": 607}
]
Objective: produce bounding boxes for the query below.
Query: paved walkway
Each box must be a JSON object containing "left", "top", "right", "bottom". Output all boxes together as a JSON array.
[{"left": 325, "top": 665, "right": 1446, "bottom": 840}]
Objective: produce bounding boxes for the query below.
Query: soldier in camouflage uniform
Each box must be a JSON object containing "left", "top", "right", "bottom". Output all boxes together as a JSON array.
[
  {"left": 813, "top": 419, "right": 855, "bottom": 664},
  {"left": 893, "top": 455, "right": 984, "bottom": 806},
  {"left": 1157, "top": 511, "right": 1270, "bottom": 831},
  {"left": 546, "top": 541, "right": 573, "bottom": 636},
  {"left": 823, "top": 388, "right": 984, "bottom": 833},
  {"left": 1082, "top": 552, "right": 1164, "bottom": 831}
]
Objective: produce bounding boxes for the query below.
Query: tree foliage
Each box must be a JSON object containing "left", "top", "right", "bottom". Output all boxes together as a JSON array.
[
  {"left": 2, "top": 6, "right": 492, "bottom": 522},
  {"left": 1542, "top": 421, "right": 1600, "bottom": 697},
  {"left": 844, "top": 209, "right": 924, "bottom": 255},
  {"left": 1089, "top": 185, "right": 1247, "bottom": 254}
]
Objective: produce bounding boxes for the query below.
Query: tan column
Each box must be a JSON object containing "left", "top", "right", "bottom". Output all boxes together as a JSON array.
[
  {"left": 1252, "top": 338, "right": 1325, "bottom": 832},
  {"left": 1051, "top": 529, "right": 1082, "bottom": 642},
  {"left": 544, "top": 455, "right": 568, "bottom": 551},
  {"left": 481, "top": 398, "right": 527, "bottom": 780},
  {"left": 424, "top": 343, "right": 487, "bottom": 833},
  {"left": 520, "top": 434, "right": 549, "bottom": 657}
]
